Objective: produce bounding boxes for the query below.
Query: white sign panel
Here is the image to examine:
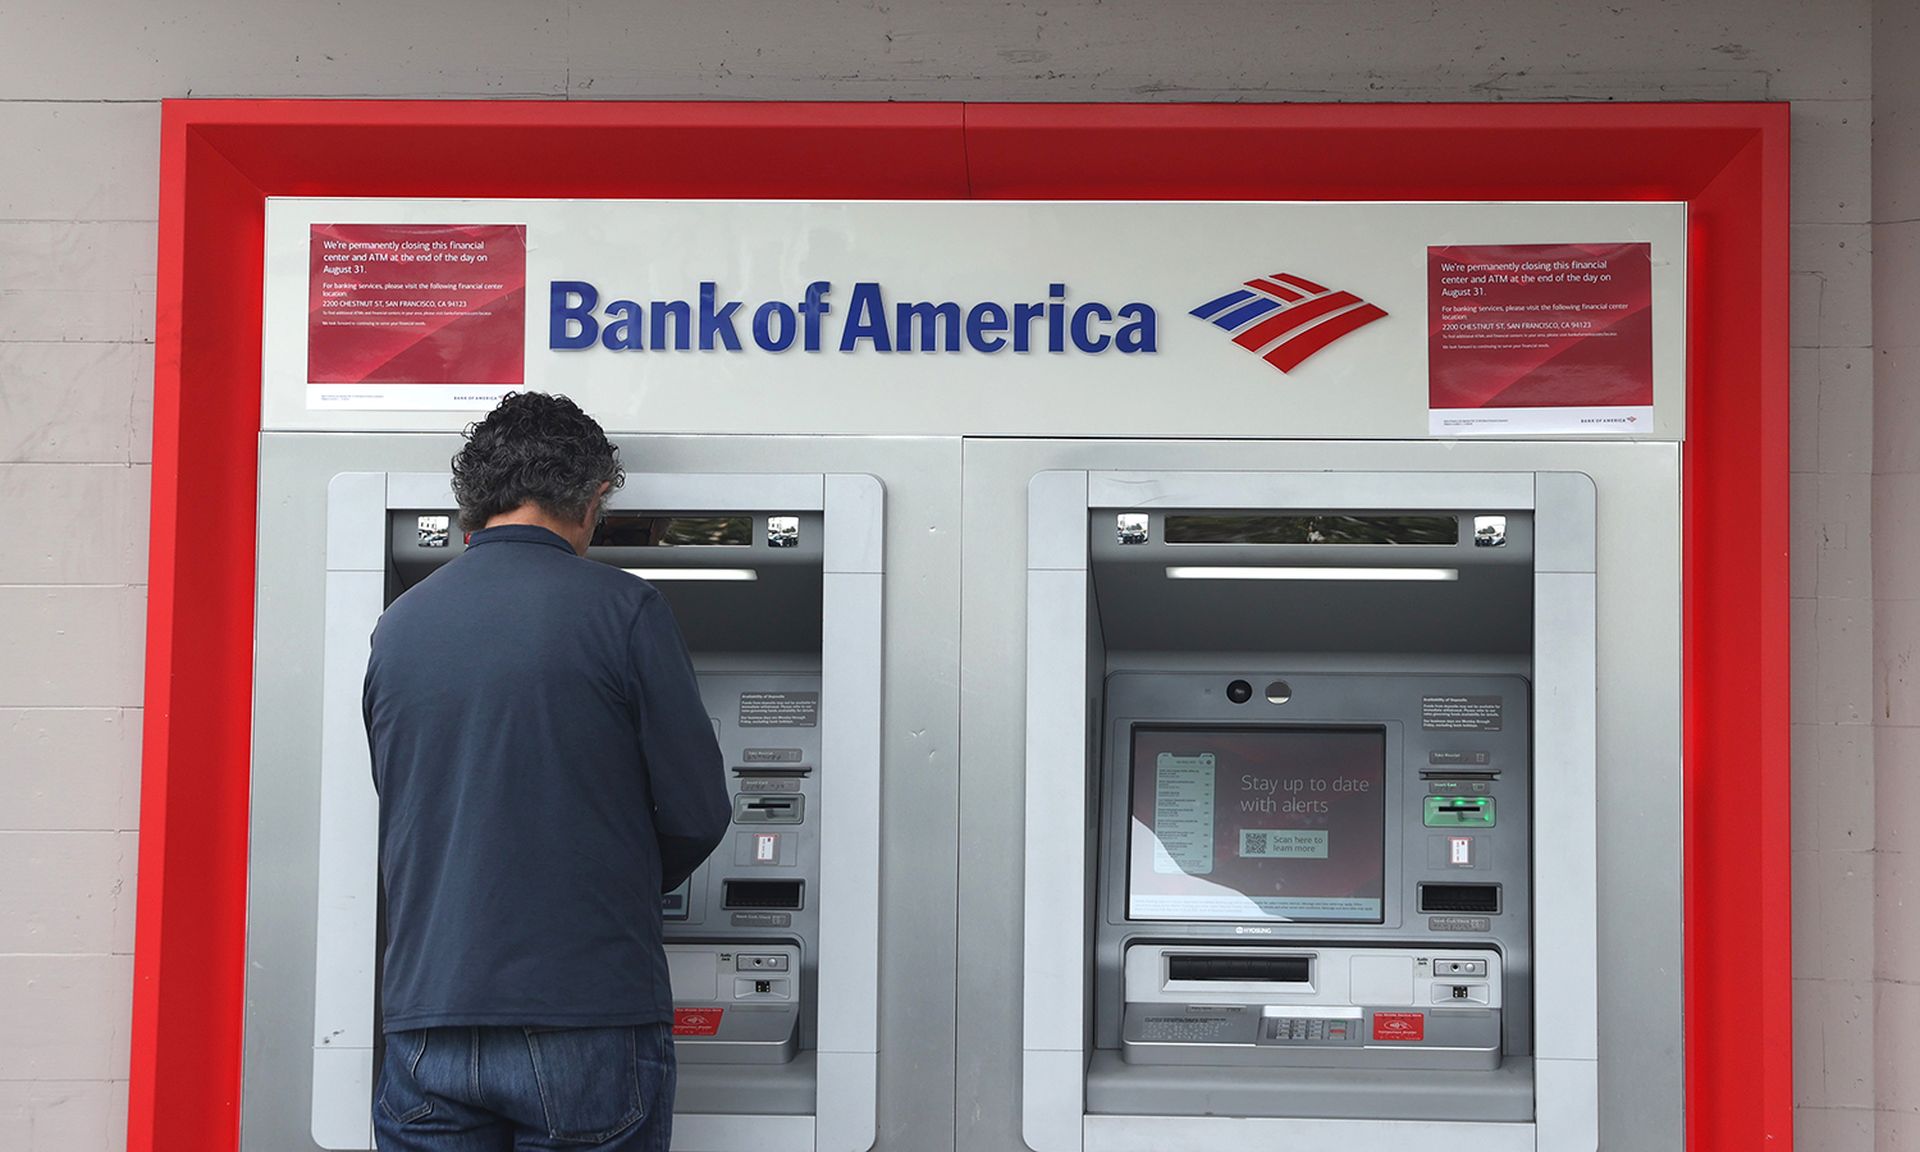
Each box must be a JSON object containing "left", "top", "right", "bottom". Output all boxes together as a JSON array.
[{"left": 262, "top": 198, "right": 1686, "bottom": 439}]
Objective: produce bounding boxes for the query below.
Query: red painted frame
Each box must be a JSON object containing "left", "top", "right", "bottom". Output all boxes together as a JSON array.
[{"left": 135, "top": 100, "right": 1789, "bottom": 1152}]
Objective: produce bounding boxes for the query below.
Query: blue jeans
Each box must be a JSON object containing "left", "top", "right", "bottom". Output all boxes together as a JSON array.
[{"left": 374, "top": 1025, "right": 676, "bottom": 1151}]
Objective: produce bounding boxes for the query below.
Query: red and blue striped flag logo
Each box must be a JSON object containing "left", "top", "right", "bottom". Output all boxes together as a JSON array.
[{"left": 1190, "top": 272, "right": 1387, "bottom": 372}]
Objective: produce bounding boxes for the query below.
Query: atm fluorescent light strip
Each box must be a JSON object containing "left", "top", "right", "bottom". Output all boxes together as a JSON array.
[
  {"left": 623, "top": 568, "right": 760, "bottom": 581},
  {"left": 1164, "top": 566, "right": 1459, "bottom": 582}
]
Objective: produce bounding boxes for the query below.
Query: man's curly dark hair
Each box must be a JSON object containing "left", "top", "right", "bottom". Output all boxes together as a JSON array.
[{"left": 450, "top": 392, "right": 626, "bottom": 532}]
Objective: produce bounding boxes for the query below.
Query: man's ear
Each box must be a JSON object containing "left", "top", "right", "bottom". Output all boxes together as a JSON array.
[{"left": 588, "top": 481, "right": 614, "bottom": 527}]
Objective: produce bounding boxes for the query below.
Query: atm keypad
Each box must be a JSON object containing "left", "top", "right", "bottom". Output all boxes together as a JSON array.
[{"left": 1264, "top": 1016, "right": 1356, "bottom": 1044}]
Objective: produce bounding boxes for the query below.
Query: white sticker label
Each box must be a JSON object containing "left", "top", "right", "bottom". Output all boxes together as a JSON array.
[
  {"left": 755, "top": 833, "right": 778, "bottom": 862},
  {"left": 1450, "top": 837, "right": 1473, "bottom": 865},
  {"left": 739, "top": 691, "right": 820, "bottom": 728},
  {"left": 1152, "top": 752, "right": 1216, "bottom": 875},
  {"left": 1421, "top": 695, "right": 1505, "bottom": 731}
]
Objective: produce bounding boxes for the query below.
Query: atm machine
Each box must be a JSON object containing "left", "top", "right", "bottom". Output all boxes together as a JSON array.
[
  {"left": 1021, "top": 469, "right": 1606, "bottom": 1152},
  {"left": 244, "top": 460, "right": 883, "bottom": 1152}
]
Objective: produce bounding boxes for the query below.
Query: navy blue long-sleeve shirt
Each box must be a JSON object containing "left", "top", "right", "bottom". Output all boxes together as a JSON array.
[{"left": 363, "top": 523, "right": 731, "bottom": 1031}]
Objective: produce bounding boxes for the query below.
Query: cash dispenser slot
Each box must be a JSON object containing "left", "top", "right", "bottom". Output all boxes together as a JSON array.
[
  {"left": 1167, "top": 953, "right": 1312, "bottom": 984},
  {"left": 724, "top": 879, "right": 805, "bottom": 910},
  {"left": 1419, "top": 883, "right": 1502, "bottom": 914}
]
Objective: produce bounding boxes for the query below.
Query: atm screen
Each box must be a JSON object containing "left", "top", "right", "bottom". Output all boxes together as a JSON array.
[{"left": 1127, "top": 726, "right": 1388, "bottom": 923}]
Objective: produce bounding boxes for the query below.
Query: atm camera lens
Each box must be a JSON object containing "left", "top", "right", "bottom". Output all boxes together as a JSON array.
[{"left": 1226, "top": 679, "right": 1254, "bottom": 704}]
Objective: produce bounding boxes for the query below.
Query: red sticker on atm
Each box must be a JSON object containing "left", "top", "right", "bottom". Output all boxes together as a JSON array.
[
  {"left": 1372, "top": 1012, "right": 1425, "bottom": 1041},
  {"left": 307, "top": 223, "right": 527, "bottom": 387},
  {"left": 1427, "top": 242, "right": 1654, "bottom": 434},
  {"left": 673, "top": 1007, "right": 724, "bottom": 1037}
]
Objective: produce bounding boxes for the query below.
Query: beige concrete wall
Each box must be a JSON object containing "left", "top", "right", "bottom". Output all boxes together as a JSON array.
[
  {"left": 1877, "top": 3, "right": 1920, "bottom": 1151},
  {"left": 0, "top": 2, "right": 1875, "bottom": 1148}
]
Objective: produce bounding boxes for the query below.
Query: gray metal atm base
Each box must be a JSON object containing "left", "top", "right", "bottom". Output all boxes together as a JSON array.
[
  {"left": 1085, "top": 1051, "right": 1534, "bottom": 1122},
  {"left": 678, "top": 1055, "right": 817, "bottom": 1116},
  {"left": 275, "top": 456, "right": 886, "bottom": 1152}
]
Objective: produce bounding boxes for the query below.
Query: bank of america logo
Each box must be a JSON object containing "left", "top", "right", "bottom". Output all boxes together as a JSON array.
[{"left": 1190, "top": 272, "right": 1388, "bottom": 372}]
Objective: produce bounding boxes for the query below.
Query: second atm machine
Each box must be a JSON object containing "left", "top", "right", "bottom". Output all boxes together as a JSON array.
[
  {"left": 300, "top": 471, "right": 882, "bottom": 1152},
  {"left": 1023, "top": 470, "right": 1596, "bottom": 1152}
]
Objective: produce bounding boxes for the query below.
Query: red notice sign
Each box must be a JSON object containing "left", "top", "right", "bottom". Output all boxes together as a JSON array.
[
  {"left": 1372, "top": 1011, "right": 1426, "bottom": 1042},
  {"left": 1428, "top": 242, "right": 1653, "bottom": 435},
  {"left": 308, "top": 223, "right": 527, "bottom": 387},
  {"left": 672, "top": 1007, "right": 724, "bottom": 1037}
]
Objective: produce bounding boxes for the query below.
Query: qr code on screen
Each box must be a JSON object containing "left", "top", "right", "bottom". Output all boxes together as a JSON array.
[{"left": 1243, "top": 831, "right": 1269, "bottom": 855}]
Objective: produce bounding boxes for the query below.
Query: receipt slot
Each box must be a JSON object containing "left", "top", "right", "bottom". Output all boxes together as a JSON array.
[
  {"left": 1021, "top": 470, "right": 1598, "bottom": 1152},
  {"left": 302, "top": 471, "right": 882, "bottom": 1152}
]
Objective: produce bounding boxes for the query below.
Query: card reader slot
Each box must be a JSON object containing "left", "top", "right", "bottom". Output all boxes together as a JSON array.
[
  {"left": 732, "top": 766, "right": 811, "bottom": 777},
  {"left": 1167, "top": 954, "right": 1312, "bottom": 983},
  {"left": 733, "top": 794, "right": 805, "bottom": 824}
]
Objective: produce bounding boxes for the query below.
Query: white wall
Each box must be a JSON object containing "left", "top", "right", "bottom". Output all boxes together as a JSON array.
[{"left": 0, "top": 2, "right": 1877, "bottom": 1148}]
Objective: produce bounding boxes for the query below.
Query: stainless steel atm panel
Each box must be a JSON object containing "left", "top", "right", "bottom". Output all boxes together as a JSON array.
[
  {"left": 1098, "top": 670, "right": 1530, "bottom": 1087},
  {"left": 1021, "top": 469, "right": 1599, "bottom": 1152},
  {"left": 1118, "top": 943, "right": 1506, "bottom": 1070},
  {"left": 384, "top": 510, "right": 832, "bottom": 1092},
  {"left": 305, "top": 471, "right": 883, "bottom": 1152},
  {"left": 668, "top": 669, "right": 821, "bottom": 1090}
]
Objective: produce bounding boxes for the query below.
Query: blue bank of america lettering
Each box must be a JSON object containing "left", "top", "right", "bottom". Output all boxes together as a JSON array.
[{"left": 549, "top": 280, "right": 1158, "bottom": 355}]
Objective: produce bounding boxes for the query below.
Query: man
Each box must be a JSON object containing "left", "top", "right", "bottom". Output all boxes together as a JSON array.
[{"left": 363, "top": 392, "right": 732, "bottom": 1151}]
